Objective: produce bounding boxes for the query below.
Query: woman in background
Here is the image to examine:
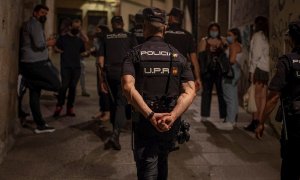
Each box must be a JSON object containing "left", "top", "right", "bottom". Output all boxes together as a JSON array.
[
  {"left": 245, "top": 16, "right": 270, "bottom": 132},
  {"left": 219, "top": 28, "right": 242, "bottom": 130},
  {"left": 198, "top": 22, "right": 227, "bottom": 122}
]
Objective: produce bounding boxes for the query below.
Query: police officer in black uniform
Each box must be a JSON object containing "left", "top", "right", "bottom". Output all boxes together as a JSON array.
[
  {"left": 122, "top": 7, "right": 196, "bottom": 180},
  {"left": 164, "top": 7, "right": 201, "bottom": 91},
  {"left": 256, "top": 21, "right": 300, "bottom": 180},
  {"left": 99, "top": 16, "right": 137, "bottom": 150},
  {"left": 131, "top": 10, "right": 145, "bottom": 45}
]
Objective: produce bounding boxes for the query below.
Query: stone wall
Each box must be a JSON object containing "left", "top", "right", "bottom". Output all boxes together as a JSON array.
[
  {"left": 269, "top": 0, "right": 300, "bottom": 75},
  {"left": 268, "top": 0, "right": 300, "bottom": 133},
  {"left": 0, "top": 0, "right": 37, "bottom": 163}
]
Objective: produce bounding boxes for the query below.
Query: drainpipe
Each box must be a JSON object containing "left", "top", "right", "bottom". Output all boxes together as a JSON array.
[
  {"left": 215, "top": 0, "right": 219, "bottom": 23},
  {"left": 228, "top": 0, "right": 232, "bottom": 28}
]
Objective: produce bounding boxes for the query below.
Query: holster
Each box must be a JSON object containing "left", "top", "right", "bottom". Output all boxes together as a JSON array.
[{"left": 291, "top": 101, "right": 300, "bottom": 115}]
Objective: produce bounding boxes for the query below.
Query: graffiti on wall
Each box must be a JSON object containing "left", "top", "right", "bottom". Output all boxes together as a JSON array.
[
  {"left": 231, "top": 0, "right": 269, "bottom": 27},
  {"left": 269, "top": 0, "right": 300, "bottom": 75}
]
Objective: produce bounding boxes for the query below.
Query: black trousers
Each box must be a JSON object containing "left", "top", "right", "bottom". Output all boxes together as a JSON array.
[
  {"left": 57, "top": 67, "right": 81, "bottom": 108},
  {"left": 18, "top": 75, "right": 28, "bottom": 118},
  {"left": 201, "top": 72, "right": 226, "bottom": 118},
  {"left": 21, "top": 60, "right": 60, "bottom": 127},
  {"left": 133, "top": 116, "right": 180, "bottom": 180},
  {"left": 280, "top": 116, "right": 300, "bottom": 180},
  {"left": 134, "top": 132, "right": 172, "bottom": 180},
  {"left": 281, "top": 139, "right": 300, "bottom": 180},
  {"left": 107, "top": 77, "right": 127, "bottom": 130},
  {"left": 96, "top": 66, "right": 110, "bottom": 112}
]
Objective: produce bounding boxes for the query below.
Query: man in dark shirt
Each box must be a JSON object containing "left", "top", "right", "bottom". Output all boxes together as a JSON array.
[
  {"left": 54, "top": 19, "right": 86, "bottom": 117},
  {"left": 256, "top": 21, "right": 300, "bottom": 179},
  {"left": 98, "top": 16, "right": 137, "bottom": 150},
  {"left": 164, "top": 7, "right": 201, "bottom": 91}
]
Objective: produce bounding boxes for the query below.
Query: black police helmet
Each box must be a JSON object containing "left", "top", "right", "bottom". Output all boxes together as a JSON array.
[
  {"left": 143, "top": 7, "right": 166, "bottom": 24},
  {"left": 111, "top": 16, "right": 123, "bottom": 24},
  {"left": 288, "top": 21, "right": 300, "bottom": 40},
  {"left": 167, "top": 7, "right": 183, "bottom": 19}
]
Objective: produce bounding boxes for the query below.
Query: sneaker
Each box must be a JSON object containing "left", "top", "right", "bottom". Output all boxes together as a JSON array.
[
  {"left": 81, "top": 92, "right": 90, "bottom": 97},
  {"left": 217, "top": 122, "right": 234, "bottom": 131},
  {"left": 201, "top": 117, "right": 210, "bottom": 122},
  {"left": 66, "top": 107, "right": 76, "bottom": 117},
  {"left": 34, "top": 125, "right": 56, "bottom": 134},
  {"left": 53, "top": 106, "right": 63, "bottom": 117},
  {"left": 244, "top": 120, "right": 259, "bottom": 132}
]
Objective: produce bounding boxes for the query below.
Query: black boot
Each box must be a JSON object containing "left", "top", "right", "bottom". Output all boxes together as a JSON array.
[
  {"left": 108, "top": 129, "right": 121, "bottom": 150},
  {"left": 244, "top": 120, "right": 259, "bottom": 132}
]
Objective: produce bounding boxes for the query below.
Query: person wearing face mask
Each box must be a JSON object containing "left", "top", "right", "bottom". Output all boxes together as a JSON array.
[
  {"left": 20, "top": 4, "right": 60, "bottom": 133},
  {"left": 198, "top": 22, "right": 227, "bottom": 122},
  {"left": 53, "top": 19, "right": 86, "bottom": 117},
  {"left": 218, "top": 28, "right": 242, "bottom": 130}
]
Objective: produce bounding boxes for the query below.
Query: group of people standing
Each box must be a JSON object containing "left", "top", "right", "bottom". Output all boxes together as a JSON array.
[
  {"left": 17, "top": 3, "right": 300, "bottom": 179},
  {"left": 198, "top": 16, "right": 270, "bottom": 132},
  {"left": 18, "top": 4, "right": 270, "bottom": 136}
]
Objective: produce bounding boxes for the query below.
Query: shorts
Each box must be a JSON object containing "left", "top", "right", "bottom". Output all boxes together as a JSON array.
[{"left": 253, "top": 67, "right": 269, "bottom": 85}]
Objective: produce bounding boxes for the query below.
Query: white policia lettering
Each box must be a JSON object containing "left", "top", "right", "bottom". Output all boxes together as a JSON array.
[
  {"left": 144, "top": 67, "right": 170, "bottom": 74},
  {"left": 296, "top": 71, "right": 300, "bottom": 77},
  {"left": 292, "top": 59, "right": 300, "bottom": 63},
  {"left": 165, "top": 30, "right": 185, "bottom": 35},
  {"left": 134, "top": 32, "right": 143, "bottom": 37},
  {"left": 140, "top": 51, "right": 171, "bottom": 56},
  {"left": 107, "top": 33, "right": 128, "bottom": 39}
]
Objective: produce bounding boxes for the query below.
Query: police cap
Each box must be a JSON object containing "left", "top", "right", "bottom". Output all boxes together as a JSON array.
[
  {"left": 167, "top": 7, "right": 183, "bottom": 19},
  {"left": 288, "top": 21, "right": 300, "bottom": 39},
  {"left": 143, "top": 7, "right": 166, "bottom": 24},
  {"left": 111, "top": 16, "right": 123, "bottom": 24},
  {"left": 135, "top": 10, "right": 144, "bottom": 24}
]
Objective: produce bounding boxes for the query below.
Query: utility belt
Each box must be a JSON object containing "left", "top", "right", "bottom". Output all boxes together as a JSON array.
[
  {"left": 287, "top": 100, "right": 300, "bottom": 116},
  {"left": 276, "top": 98, "right": 300, "bottom": 122},
  {"left": 144, "top": 96, "right": 178, "bottom": 113}
]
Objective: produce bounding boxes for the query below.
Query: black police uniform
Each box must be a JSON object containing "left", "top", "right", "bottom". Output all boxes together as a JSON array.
[
  {"left": 99, "top": 26, "right": 137, "bottom": 141},
  {"left": 131, "top": 24, "right": 145, "bottom": 45},
  {"left": 131, "top": 12, "right": 145, "bottom": 45},
  {"left": 123, "top": 34, "right": 194, "bottom": 180},
  {"left": 164, "top": 23, "right": 196, "bottom": 59},
  {"left": 268, "top": 47, "right": 300, "bottom": 180}
]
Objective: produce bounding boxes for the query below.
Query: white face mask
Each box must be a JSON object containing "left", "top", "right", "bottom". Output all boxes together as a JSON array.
[{"left": 209, "top": 31, "right": 219, "bottom": 38}]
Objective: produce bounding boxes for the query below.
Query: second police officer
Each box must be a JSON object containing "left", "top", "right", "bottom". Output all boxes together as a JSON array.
[
  {"left": 122, "top": 7, "right": 196, "bottom": 180},
  {"left": 255, "top": 21, "right": 300, "bottom": 180},
  {"left": 99, "top": 16, "right": 137, "bottom": 150},
  {"left": 131, "top": 10, "right": 145, "bottom": 45},
  {"left": 164, "top": 7, "right": 201, "bottom": 91}
]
